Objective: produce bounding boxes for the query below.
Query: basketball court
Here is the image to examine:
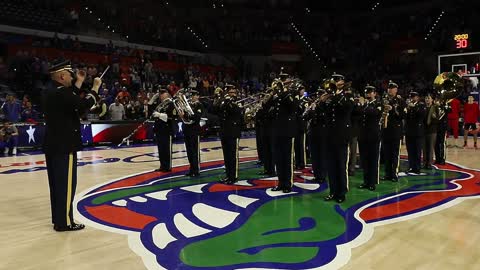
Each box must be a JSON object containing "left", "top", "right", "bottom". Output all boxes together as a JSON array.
[{"left": 1, "top": 137, "right": 480, "bottom": 270}]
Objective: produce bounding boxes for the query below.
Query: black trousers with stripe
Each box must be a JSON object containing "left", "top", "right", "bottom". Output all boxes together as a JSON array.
[
  {"left": 294, "top": 132, "right": 306, "bottom": 169},
  {"left": 156, "top": 133, "right": 172, "bottom": 170},
  {"left": 45, "top": 152, "right": 78, "bottom": 227},
  {"left": 359, "top": 139, "right": 381, "bottom": 187},
  {"left": 406, "top": 136, "right": 423, "bottom": 172},
  {"left": 273, "top": 136, "right": 294, "bottom": 188},
  {"left": 383, "top": 137, "right": 401, "bottom": 179},
  {"left": 184, "top": 133, "right": 200, "bottom": 174},
  {"left": 327, "top": 142, "right": 349, "bottom": 198},
  {"left": 255, "top": 125, "right": 264, "bottom": 163},
  {"left": 262, "top": 130, "right": 275, "bottom": 175},
  {"left": 435, "top": 128, "right": 447, "bottom": 163},
  {"left": 309, "top": 132, "right": 328, "bottom": 181},
  {"left": 221, "top": 136, "right": 239, "bottom": 180}
]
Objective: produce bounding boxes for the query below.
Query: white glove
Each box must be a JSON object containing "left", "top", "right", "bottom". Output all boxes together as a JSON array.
[
  {"left": 148, "top": 93, "right": 160, "bottom": 105},
  {"left": 159, "top": 113, "right": 168, "bottom": 122},
  {"left": 152, "top": 111, "right": 162, "bottom": 118},
  {"left": 200, "top": 119, "right": 207, "bottom": 127}
]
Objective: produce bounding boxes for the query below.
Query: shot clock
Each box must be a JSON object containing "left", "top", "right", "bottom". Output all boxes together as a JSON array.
[{"left": 454, "top": 33, "right": 470, "bottom": 49}]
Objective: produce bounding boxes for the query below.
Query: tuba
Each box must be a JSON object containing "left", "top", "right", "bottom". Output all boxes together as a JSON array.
[
  {"left": 173, "top": 91, "right": 195, "bottom": 123},
  {"left": 433, "top": 72, "right": 464, "bottom": 120},
  {"left": 433, "top": 72, "right": 463, "bottom": 101}
]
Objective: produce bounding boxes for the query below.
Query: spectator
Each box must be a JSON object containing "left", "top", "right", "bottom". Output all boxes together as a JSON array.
[
  {"left": 0, "top": 120, "right": 19, "bottom": 155},
  {"left": 21, "top": 101, "right": 39, "bottom": 122},
  {"left": 109, "top": 98, "right": 125, "bottom": 120},
  {"left": 117, "top": 86, "right": 131, "bottom": 103},
  {"left": 2, "top": 95, "right": 22, "bottom": 122}
]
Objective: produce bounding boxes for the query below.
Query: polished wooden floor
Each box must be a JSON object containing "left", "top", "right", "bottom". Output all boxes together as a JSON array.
[{"left": 0, "top": 137, "right": 479, "bottom": 270}]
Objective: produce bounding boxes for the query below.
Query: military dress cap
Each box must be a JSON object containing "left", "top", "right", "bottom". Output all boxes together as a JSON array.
[
  {"left": 388, "top": 80, "right": 399, "bottom": 88},
  {"left": 225, "top": 84, "right": 237, "bottom": 90},
  {"left": 331, "top": 73, "right": 345, "bottom": 82},
  {"left": 190, "top": 90, "right": 200, "bottom": 96},
  {"left": 49, "top": 60, "right": 74, "bottom": 73},
  {"left": 409, "top": 91, "right": 420, "bottom": 97},
  {"left": 279, "top": 67, "right": 289, "bottom": 77},
  {"left": 364, "top": 85, "right": 376, "bottom": 93}
]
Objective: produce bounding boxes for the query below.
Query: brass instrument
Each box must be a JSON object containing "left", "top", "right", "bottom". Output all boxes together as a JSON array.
[
  {"left": 433, "top": 72, "right": 464, "bottom": 120},
  {"left": 434, "top": 72, "right": 463, "bottom": 100},
  {"left": 380, "top": 95, "right": 390, "bottom": 128},
  {"left": 173, "top": 92, "right": 195, "bottom": 124}
]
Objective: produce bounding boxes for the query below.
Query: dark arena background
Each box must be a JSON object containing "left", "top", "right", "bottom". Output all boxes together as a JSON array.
[{"left": 1, "top": 1, "right": 480, "bottom": 270}]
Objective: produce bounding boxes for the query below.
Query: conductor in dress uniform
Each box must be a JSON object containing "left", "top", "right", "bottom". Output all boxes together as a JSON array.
[
  {"left": 181, "top": 90, "right": 204, "bottom": 177},
  {"left": 43, "top": 60, "right": 101, "bottom": 231},
  {"left": 405, "top": 91, "right": 427, "bottom": 174},
  {"left": 357, "top": 85, "right": 383, "bottom": 191},
  {"left": 150, "top": 89, "right": 177, "bottom": 172},
  {"left": 217, "top": 85, "right": 243, "bottom": 184}
]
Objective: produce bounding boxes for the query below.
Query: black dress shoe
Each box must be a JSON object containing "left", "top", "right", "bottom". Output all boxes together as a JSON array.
[
  {"left": 368, "top": 185, "right": 376, "bottom": 191},
  {"left": 282, "top": 186, "right": 292, "bottom": 193},
  {"left": 435, "top": 161, "right": 446, "bottom": 165},
  {"left": 313, "top": 178, "right": 325, "bottom": 184},
  {"left": 219, "top": 177, "right": 229, "bottom": 183},
  {"left": 324, "top": 194, "right": 336, "bottom": 201},
  {"left": 336, "top": 196, "right": 346, "bottom": 203},
  {"left": 185, "top": 172, "right": 194, "bottom": 177},
  {"left": 358, "top": 184, "right": 369, "bottom": 189},
  {"left": 225, "top": 178, "right": 238, "bottom": 185},
  {"left": 54, "top": 223, "right": 85, "bottom": 232},
  {"left": 271, "top": 186, "right": 284, "bottom": 191}
]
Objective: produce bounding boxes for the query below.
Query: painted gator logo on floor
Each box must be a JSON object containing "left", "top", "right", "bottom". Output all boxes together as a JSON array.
[{"left": 76, "top": 157, "right": 480, "bottom": 270}]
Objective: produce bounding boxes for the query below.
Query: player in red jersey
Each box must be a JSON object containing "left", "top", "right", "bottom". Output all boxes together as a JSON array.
[
  {"left": 447, "top": 98, "right": 461, "bottom": 147},
  {"left": 463, "top": 95, "right": 480, "bottom": 148}
]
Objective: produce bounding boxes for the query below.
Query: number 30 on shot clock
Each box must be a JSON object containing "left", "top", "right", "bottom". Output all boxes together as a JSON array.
[{"left": 454, "top": 33, "right": 470, "bottom": 49}]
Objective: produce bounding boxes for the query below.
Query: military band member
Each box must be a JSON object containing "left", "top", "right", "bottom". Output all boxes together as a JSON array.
[
  {"left": 181, "top": 90, "right": 204, "bottom": 177},
  {"left": 150, "top": 89, "right": 177, "bottom": 172},
  {"left": 357, "top": 85, "right": 383, "bottom": 191},
  {"left": 270, "top": 79, "right": 298, "bottom": 193},
  {"left": 295, "top": 86, "right": 308, "bottom": 170},
  {"left": 216, "top": 85, "right": 243, "bottom": 184},
  {"left": 324, "top": 74, "right": 354, "bottom": 203},
  {"left": 255, "top": 95, "right": 265, "bottom": 166},
  {"left": 43, "top": 60, "right": 101, "bottom": 231},
  {"left": 304, "top": 89, "right": 328, "bottom": 184},
  {"left": 381, "top": 81, "right": 405, "bottom": 182},
  {"left": 348, "top": 87, "right": 360, "bottom": 177},
  {"left": 259, "top": 89, "right": 276, "bottom": 176},
  {"left": 434, "top": 100, "right": 451, "bottom": 165},
  {"left": 405, "top": 91, "right": 426, "bottom": 174}
]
